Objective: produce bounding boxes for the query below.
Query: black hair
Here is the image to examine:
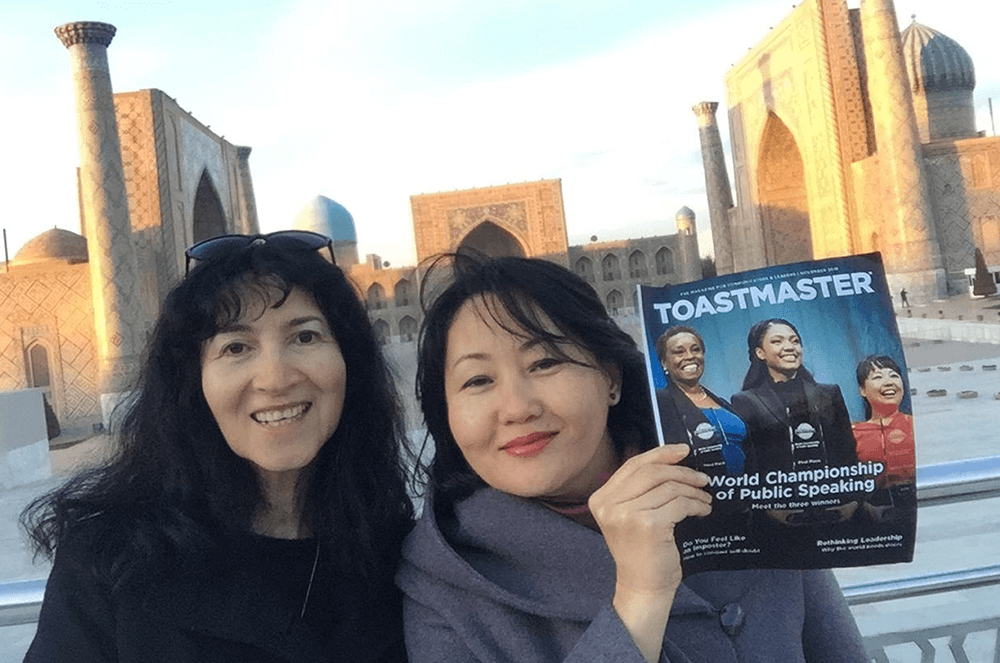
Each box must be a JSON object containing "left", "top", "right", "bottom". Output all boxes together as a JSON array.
[
  {"left": 855, "top": 354, "right": 905, "bottom": 420},
  {"left": 740, "top": 317, "right": 815, "bottom": 391},
  {"left": 415, "top": 253, "right": 655, "bottom": 504},
  {"left": 22, "top": 242, "right": 413, "bottom": 595},
  {"left": 654, "top": 325, "right": 705, "bottom": 366}
]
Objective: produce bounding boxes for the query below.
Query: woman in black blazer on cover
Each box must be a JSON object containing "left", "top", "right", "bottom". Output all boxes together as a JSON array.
[{"left": 730, "top": 318, "right": 859, "bottom": 529}]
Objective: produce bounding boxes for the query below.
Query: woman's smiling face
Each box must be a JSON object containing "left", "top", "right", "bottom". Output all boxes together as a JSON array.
[
  {"left": 662, "top": 332, "right": 705, "bottom": 386},
  {"left": 860, "top": 365, "right": 904, "bottom": 411},
  {"left": 755, "top": 323, "right": 803, "bottom": 381},
  {"left": 200, "top": 288, "right": 347, "bottom": 485},
  {"left": 443, "top": 297, "right": 619, "bottom": 502}
]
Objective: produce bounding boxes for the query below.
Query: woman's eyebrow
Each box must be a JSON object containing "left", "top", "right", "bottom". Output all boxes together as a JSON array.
[
  {"left": 286, "top": 315, "right": 326, "bottom": 328},
  {"left": 451, "top": 352, "right": 491, "bottom": 368}
]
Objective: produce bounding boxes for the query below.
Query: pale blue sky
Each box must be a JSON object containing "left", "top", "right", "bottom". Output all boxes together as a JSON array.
[{"left": 3, "top": 0, "right": 997, "bottom": 267}]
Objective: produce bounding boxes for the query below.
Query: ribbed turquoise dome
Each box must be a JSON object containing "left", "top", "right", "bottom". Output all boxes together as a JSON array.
[
  {"left": 901, "top": 20, "right": 975, "bottom": 92},
  {"left": 293, "top": 195, "right": 356, "bottom": 242}
]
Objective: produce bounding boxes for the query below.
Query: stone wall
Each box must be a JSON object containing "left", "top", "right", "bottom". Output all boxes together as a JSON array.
[
  {"left": 924, "top": 136, "right": 1000, "bottom": 274},
  {"left": 0, "top": 262, "right": 100, "bottom": 429}
]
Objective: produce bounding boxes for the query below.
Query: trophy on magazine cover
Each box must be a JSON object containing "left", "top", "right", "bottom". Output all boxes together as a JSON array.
[{"left": 786, "top": 403, "right": 829, "bottom": 472}]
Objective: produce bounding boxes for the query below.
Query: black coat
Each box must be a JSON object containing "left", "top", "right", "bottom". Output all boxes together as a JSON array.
[
  {"left": 655, "top": 379, "right": 739, "bottom": 447},
  {"left": 730, "top": 378, "right": 858, "bottom": 473},
  {"left": 24, "top": 535, "right": 406, "bottom": 663}
]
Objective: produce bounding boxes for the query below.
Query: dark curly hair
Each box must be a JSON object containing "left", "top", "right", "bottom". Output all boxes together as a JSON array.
[
  {"left": 415, "top": 253, "right": 656, "bottom": 504},
  {"left": 22, "top": 242, "right": 413, "bottom": 595}
]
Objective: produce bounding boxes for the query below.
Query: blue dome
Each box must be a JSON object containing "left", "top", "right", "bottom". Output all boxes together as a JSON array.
[
  {"left": 901, "top": 20, "right": 975, "bottom": 92},
  {"left": 293, "top": 195, "right": 356, "bottom": 242}
]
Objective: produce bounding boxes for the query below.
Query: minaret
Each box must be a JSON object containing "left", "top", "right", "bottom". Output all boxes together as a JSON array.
[
  {"left": 859, "top": 0, "right": 945, "bottom": 298},
  {"left": 674, "top": 206, "right": 703, "bottom": 283},
  {"left": 692, "top": 102, "right": 735, "bottom": 275},
  {"left": 235, "top": 146, "right": 260, "bottom": 235},
  {"left": 55, "top": 21, "right": 144, "bottom": 410}
]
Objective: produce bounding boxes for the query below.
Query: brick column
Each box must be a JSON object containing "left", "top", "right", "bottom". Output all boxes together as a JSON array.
[
  {"left": 692, "top": 102, "right": 735, "bottom": 275},
  {"left": 859, "top": 0, "right": 945, "bottom": 299},
  {"left": 55, "top": 21, "right": 144, "bottom": 406}
]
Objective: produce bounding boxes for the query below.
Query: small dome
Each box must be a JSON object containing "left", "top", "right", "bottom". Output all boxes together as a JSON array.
[
  {"left": 675, "top": 206, "right": 695, "bottom": 221},
  {"left": 901, "top": 20, "right": 975, "bottom": 92},
  {"left": 293, "top": 195, "right": 356, "bottom": 242},
  {"left": 13, "top": 228, "right": 88, "bottom": 266}
]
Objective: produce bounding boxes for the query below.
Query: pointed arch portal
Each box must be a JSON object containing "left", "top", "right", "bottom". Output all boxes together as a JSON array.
[
  {"left": 457, "top": 221, "right": 526, "bottom": 258},
  {"left": 192, "top": 170, "right": 227, "bottom": 243},
  {"left": 757, "top": 113, "right": 812, "bottom": 265}
]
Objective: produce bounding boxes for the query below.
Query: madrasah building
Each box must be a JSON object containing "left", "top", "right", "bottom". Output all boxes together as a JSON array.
[
  {"left": 0, "top": 21, "right": 701, "bottom": 433},
  {"left": 696, "top": 0, "right": 1000, "bottom": 300}
]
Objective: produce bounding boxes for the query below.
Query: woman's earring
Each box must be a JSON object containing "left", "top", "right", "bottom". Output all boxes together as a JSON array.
[{"left": 609, "top": 389, "right": 620, "bottom": 405}]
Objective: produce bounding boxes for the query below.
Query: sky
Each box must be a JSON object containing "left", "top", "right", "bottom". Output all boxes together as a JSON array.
[{"left": 2, "top": 0, "right": 997, "bottom": 268}]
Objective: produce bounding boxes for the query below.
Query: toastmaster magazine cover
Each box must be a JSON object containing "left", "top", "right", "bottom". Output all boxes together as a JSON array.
[{"left": 638, "top": 253, "right": 916, "bottom": 576}]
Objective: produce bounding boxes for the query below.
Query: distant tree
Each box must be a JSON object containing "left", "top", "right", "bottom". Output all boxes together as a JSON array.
[
  {"left": 972, "top": 248, "right": 997, "bottom": 296},
  {"left": 700, "top": 255, "right": 717, "bottom": 279}
]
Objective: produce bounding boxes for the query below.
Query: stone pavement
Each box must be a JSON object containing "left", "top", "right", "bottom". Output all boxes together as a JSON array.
[{"left": 893, "top": 290, "right": 1000, "bottom": 324}]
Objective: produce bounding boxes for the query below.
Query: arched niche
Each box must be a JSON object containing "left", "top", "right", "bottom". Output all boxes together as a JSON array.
[
  {"left": 399, "top": 316, "right": 418, "bottom": 342},
  {"left": 367, "top": 283, "right": 386, "bottom": 310},
  {"left": 26, "top": 342, "right": 52, "bottom": 389},
  {"left": 457, "top": 221, "right": 526, "bottom": 258},
  {"left": 373, "top": 319, "right": 390, "bottom": 344},
  {"left": 757, "top": 112, "right": 812, "bottom": 265},
  {"left": 394, "top": 279, "right": 412, "bottom": 307},
  {"left": 655, "top": 247, "right": 674, "bottom": 275},
  {"left": 606, "top": 289, "right": 623, "bottom": 315},
  {"left": 601, "top": 254, "right": 621, "bottom": 282},
  {"left": 628, "top": 250, "right": 648, "bottom": 278},
  {"left": 575, "top": 256, "right": 595, "bottom": 283},
  {"left": 192, "top": 170, "right": 227, "bottom": 244}
]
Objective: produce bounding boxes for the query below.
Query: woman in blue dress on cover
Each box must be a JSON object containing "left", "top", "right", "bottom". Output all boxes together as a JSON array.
[{"left": 654, "top": 326, "right": 749, "bottom": 477}]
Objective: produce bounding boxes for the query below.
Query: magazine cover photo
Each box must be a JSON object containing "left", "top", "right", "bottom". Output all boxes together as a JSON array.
[{"left": 637, "top": 253, "right": 916, "bottom": 576}]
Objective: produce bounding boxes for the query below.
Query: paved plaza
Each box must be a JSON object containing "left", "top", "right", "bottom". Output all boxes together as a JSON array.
[{"left": 2, "top": 296, "right": 999, "bottom": 660}]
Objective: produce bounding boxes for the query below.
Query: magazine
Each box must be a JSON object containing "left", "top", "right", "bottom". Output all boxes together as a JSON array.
[{"left": 637, "top": 253, "right": 916, "bottom": 575}]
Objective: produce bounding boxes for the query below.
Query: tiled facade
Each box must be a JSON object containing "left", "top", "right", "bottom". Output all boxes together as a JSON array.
[
  {"left": 708, "top": 0, "right": 996, "bottom": 300},
  {"left": 355, "top": 181, "right": 702, "bottom": 344},
  {"left": 0, "top": 262, "right": 100, "bottom": 428}
]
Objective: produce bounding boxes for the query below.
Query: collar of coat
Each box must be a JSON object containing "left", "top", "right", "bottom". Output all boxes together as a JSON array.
[{"left": 400, "top": 486, "right": 721, "bottom": 622}]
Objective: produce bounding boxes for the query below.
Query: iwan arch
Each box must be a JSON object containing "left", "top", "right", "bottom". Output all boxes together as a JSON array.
[{"left": 696, "top": 0, "right": 1000, "bottom": 300}]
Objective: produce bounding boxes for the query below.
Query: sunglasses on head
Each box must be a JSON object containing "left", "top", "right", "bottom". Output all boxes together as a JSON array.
[{"left": 184, "top": 230, "right": 335, "bottom": 275}]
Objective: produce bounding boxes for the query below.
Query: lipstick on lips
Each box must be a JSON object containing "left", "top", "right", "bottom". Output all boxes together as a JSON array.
[{"left": 501, "top": 431, "right": 555, "bottom": 458}]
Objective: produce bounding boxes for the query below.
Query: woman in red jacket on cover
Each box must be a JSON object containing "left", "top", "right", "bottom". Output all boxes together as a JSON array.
[{"left": 852, "top": 355, "right": 916, "bottom": 523}]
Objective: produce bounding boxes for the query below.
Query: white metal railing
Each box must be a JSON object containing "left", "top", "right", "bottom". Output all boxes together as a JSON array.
[{"left": 3, "top": 456, "right": 1000, "bottom": 660}]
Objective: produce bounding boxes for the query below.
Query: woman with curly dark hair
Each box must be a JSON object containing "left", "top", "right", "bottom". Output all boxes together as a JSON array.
[{"left": 22, "top": 231, "right": 413, "bottom": 663}]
